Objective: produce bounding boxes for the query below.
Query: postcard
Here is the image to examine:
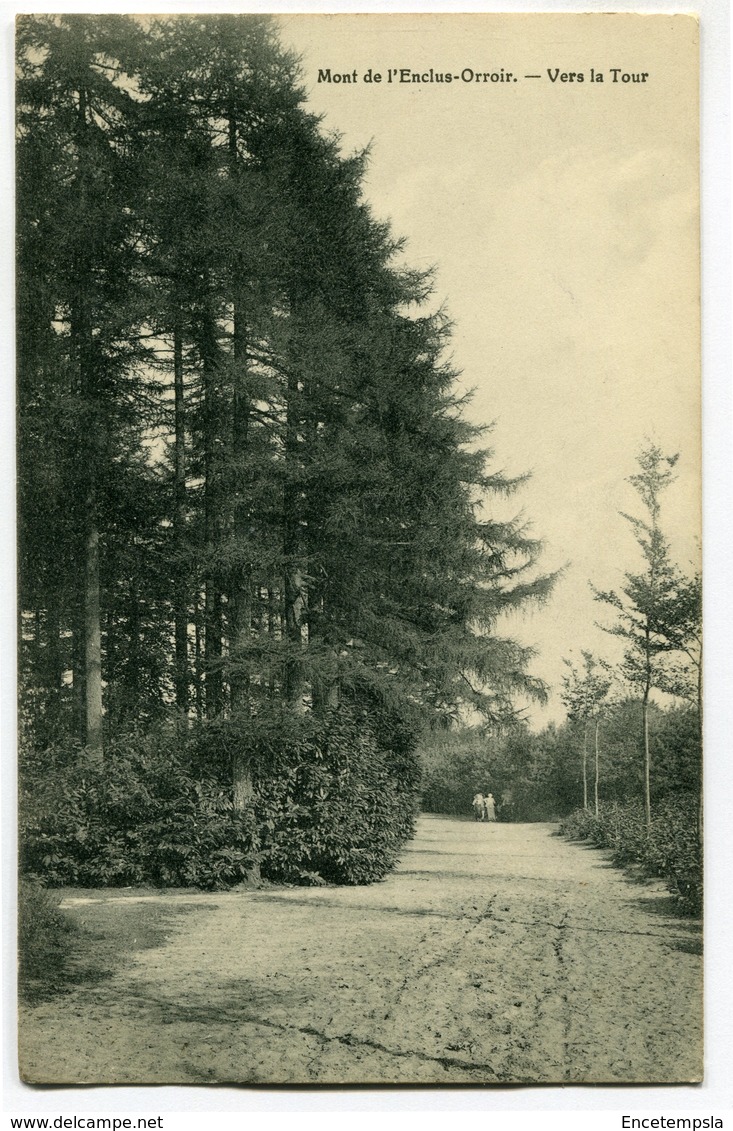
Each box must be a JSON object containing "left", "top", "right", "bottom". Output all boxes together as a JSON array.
[{"left": 16, "top": 13, "right": 701, "bottom": 1085}]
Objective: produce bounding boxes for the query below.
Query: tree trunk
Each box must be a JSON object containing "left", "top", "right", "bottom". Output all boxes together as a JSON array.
[
  {"left": 228, "top": 297, "right": 252, "bottom": 724},
  {"left": 104, "top": 602, "right": 116, "bottom": 728},
  {"left": 283, "top": 365, "right": 307, "bottom": 711},
  {"left": 267, "top": 586, "right": 277, "bottom": 695},
  {"left": 71, "top": 603, "right": 86, "bottom": 747},
  {"left": 204, "top": 585, "right": 223, "bottom": 716},
  {"left": 84, "top": 516, "right": 103, "bottom": 760},
  {"left": 594, "top": 716, "right": 600, "bottom": 817},
  {"left": 126, "top": 560, "right": 141, "bottom": 716},
  {"left": 226, "top": 108, "right": 253, "bottom": 723},
  {"left": 44, "top": 580, "right": 63, "bottom": 731},
  {"left": 173, "top": 324, "right": 189, "bottom": 717},
  {"left": 201, "top": 310, "right": 223, "bottom": 717},
  {"left": 223, "top": 82, "right": 260, "bottom": 834},
  {"left": 233, "top": 751, "right": 260, "bottom": 885},
  {"left": 229, "top": 298, "right": 259, "bottom": 843},
  {"left": 75, "top": 80, "right": 103, "bottom": 760},
  {"left": 309, "top": 591, "right": 339, "bottom": 713},
  {"left": 642, "top": 688, "right": 652, "bottom": 830},
  {"left": 194, "top": 587, "right": 204, "bottom": 722},
  {"left": 582, "top": 722, "right": 588, "bottom": 810},
  {"left": 283, "top": 561, "right": 306, "bottom": 710},
  {"left": 77, "top": 282, "right": 103, "bottom": 760},
  {"left": 233, "top": 755, "right": 256, "bottom": 811},
  {"left": 226, "top": 220, "right": 260, "bottom": 878}
]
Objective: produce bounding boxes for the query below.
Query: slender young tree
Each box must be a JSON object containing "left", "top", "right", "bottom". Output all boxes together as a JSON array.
[
  {"left": 561, "top": 652, "right": 612, "bottom": 813},
  {"left": 651, "top": 570, "right": 703, "bottom": 843},
  {"left": 593, "top": 444, "right": 686, "bottom": 828}
]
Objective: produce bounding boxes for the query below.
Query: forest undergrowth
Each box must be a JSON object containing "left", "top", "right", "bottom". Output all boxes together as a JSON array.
[{"left": 560, "top": 797, "right": 702, "bottom": 916}]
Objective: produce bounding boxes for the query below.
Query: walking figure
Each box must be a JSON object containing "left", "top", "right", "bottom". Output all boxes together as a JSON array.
[
  {"left": 472, "top": 793, "right": 485, "bottom": 821},
  {"left": 484, "top": 793, "right": 497, "bottom": 822}
]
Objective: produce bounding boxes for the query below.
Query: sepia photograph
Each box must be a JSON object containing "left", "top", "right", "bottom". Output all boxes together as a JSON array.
[{"left": 15, "top": 11, "right": 703, "bottom": 1087}]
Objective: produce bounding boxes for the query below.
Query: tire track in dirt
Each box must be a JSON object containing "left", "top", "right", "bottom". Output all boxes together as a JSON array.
[
  {"left": 19, "top": 817, "right": 703, "bottom": 1084},
  {"left": 388, "top": 894, "right": 499, "bottom": 1009}
]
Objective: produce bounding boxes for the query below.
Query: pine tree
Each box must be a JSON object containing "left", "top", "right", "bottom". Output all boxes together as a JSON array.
[
  {"left": 131, "top": 16, "right": 298, "bottom": 717},
  {"left": 593, "top": 444, "right": 687, "bottom": 828},
  {"left": 18, "top": 14, "right": 558, "bottom": 876},
  {"left": 17, "top": 15, "right": 149, "bottom": 758}
]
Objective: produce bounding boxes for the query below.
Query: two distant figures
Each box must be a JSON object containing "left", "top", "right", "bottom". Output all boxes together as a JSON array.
[{"left": 472, "top": 792, "right": 497, "bottom": 822}]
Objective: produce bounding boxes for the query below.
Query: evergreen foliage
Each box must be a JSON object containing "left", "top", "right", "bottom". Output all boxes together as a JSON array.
[
  {"left": 592, "top": 444, "right": 701, "bottom": 828},
  {"left": 17, "top": 15, "right": 552, "bottom": 888}
]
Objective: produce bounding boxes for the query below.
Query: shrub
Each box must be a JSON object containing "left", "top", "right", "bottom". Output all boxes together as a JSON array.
[
  {"left": 18, "top": 877, "right": 78, "bottom": 995},
  {"left": 20, "top": 704, "right": 421, "bottom": 890},
  {"left": 191, "top": 705, "right": 420, "bottom": 885},
  {"left": 254, "top": 707, "right": 419, "bottom": 885},
  {"left": 560, "top": 795, "right": 702, "bottom": 915},
  {"left": 20, "top": 731, "right": 257, "bottom": 889}
]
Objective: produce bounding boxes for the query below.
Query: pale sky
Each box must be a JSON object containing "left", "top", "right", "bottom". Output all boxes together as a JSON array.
[{"left": 277, "top": 13, "right": 701, "bottom": 726}]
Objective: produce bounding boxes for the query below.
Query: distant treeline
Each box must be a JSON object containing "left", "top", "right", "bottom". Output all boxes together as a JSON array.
[{"left": 420, "top": 699, "right": 700, "bottom": 823}]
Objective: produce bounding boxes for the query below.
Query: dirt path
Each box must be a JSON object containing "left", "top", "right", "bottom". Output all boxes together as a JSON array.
[{"left": 19, "top": 817, "right": 703, "bottom": 1085}]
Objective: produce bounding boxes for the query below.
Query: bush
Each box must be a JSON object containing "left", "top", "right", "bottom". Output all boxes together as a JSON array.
[
  {"left": 20, "top": 705, "right": 421, "bottom": 890},
  {"left": 20, "top": 731, "right": 257, "bottom": 889},
  {"left": 18, "top": 877, "right": 78, "bottom": 995},
  {"left": 560, "top": 795, "right": 702, "bottom": 915},
  {"left": 252, "top": 707, "right": 419, "bottom": 885}
]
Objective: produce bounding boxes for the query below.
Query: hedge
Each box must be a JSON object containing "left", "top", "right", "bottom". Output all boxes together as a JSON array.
[
  {"left": 20, "top": 705, "right": 420, "bottom": 890},
  {"left": 559, "top": 796, "right": 702, "bottom": 916}
]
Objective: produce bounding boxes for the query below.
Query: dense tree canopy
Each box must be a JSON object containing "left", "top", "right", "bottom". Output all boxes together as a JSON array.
[{"left": 17, "top": 15, "right": 554, "bottom": 886}]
